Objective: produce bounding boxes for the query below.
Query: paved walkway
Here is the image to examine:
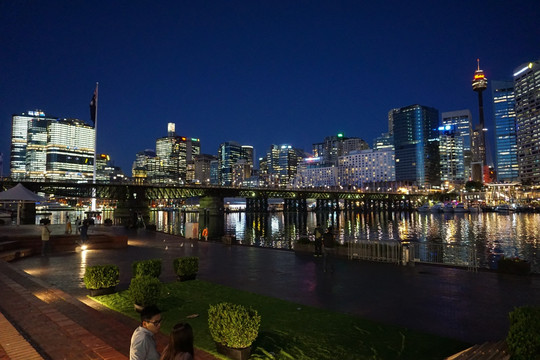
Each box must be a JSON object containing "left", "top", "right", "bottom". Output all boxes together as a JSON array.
[{"left": 1, "top": 225, "right": 540, "bottom": 359}]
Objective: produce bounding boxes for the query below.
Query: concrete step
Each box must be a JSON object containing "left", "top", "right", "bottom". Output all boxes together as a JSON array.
[
  {"left": 446, "top": 340, "right": 510, "bottom": 360},
  {"left": 0, "top": 248, "right": 33, "bottom": 262},
  {"left": 0, "top": 240, "right": 19, "bottom": 252}
]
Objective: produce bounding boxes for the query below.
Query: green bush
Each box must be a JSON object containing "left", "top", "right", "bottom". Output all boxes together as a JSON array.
[
  {"left": 173, "top": 257, "right": 199, "bottom": 277},
  {"left": 132, "top": 259, "right": 162, "bottom": 278},
  {"left": 208, "top": 302, "right": 261, "bottom": 349},
  {"left": 129, "top": 275, "right": 162, "bottom": 307},
  {"left": 506, "top": 306, "right": 540, "bottom": 360},
  {"left": 297, "top": 236, "right": 311, "bottom": 245},
  {"left": 83, "top": 265, "right": 120, "bottom": 289},
  {"left": 498, "top": 258, "right": 531, "bottom": 275}
]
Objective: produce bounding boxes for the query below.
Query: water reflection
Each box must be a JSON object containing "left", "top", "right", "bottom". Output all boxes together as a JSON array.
[{"left": 148, "top": 209, "right": 540, "bottom": 273}]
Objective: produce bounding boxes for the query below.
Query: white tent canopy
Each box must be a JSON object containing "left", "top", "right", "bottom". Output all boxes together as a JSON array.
[{"left": 0, "top": 183, "right": 46, "bottom": 225}]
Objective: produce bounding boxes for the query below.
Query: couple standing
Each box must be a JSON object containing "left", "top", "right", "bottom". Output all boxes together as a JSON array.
[
  {"left": 314, "top": 225, "right": 335, "bottom": 272},
  {"left": 130, "top": 305, "right": 194, "bottom": 360}
]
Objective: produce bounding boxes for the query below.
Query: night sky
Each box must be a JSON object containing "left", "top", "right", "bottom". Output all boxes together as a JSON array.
[{"left": 1, "top": 1, "right": 539, "bottom": 175}]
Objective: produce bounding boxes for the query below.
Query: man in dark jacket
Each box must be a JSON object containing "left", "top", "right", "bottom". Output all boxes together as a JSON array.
[
  {"left": 323, "top": 226, "right": 335, "bottom": 272},
  {"left": 314, "top": 225, "right": 324, "bottom": 257}
]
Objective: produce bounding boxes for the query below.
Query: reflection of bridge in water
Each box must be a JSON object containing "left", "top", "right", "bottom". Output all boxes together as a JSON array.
[{"left": 1, "top": 180, "right": 428, "bottom": 238}]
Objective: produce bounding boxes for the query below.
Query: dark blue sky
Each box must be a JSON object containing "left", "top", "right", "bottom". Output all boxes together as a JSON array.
[{"left": 1, "top": 0, "right": 539, "bottom": 175}]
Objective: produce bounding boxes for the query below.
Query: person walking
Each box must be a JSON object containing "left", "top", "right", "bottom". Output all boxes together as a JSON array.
[
  {"left": 65, "top": 215, "right": 72, "bottom": 234},
  {"left": 75, "top": 217, "right": 81, "bottom": 234},
  {"left": 41, "top": 221, "right": 52, "bottom": 256},
  {"left": 314, "top": 225, "right": 324, "bottom": 257},
  {"left": 130, "top": 305, "right": 162, "bottom": 360},
  {"left": 80, "top": 219, "right": 89, "bottom": 244},
  {"left": 323, "top": 226, "right": 335, "bottom": 272},
  {"left": 160, "top": 322, "right": 194, "bottom": 360}
]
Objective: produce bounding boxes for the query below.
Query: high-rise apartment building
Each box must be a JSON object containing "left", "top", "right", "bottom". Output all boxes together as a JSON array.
[
  {"left": 338, "top": 149, "right": 395, "bottom": 188},
  {"left": 293, "top": 156, "right": 338, "bottom": 188},
  {"left": 313, "top": 133, "right": 369, "bottom": 167},
  {"left": 194, "top": 154, "right": 217, "bottom": 185},
  {"left": 491, "top": 81, "right": 518, "bottom": 182},
  {"left": 439, "top": 110, "right": 473, "bottom": 185},
  {"left": 513, "top": 60, "right": 540, "bottom": 184},
  {"left": 392, "top": 104, "right": 440, "bottom": 187},
  {"left": 10, "top": 111, "right": 95, "bottom": 181}
]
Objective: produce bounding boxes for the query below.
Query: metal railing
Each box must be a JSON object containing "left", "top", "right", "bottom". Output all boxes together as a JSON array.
[
  {"left": 347, "top": 240, "right": 402, "bottom": 265},
  {"left": 408, "top": 243, "right": 478, "bottom": 271},
  {"left": 346, "top": 240, "right": 479, "bottom": 271}
]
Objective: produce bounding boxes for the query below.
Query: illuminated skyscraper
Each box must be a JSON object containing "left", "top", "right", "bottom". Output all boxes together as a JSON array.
[
  {"left": 264, "top": 144, "right": 306, "bottom": 187},
  {"left": 439, "top": 110, "right": 473, "bottom": 185},
  {"left": 312, "top": 133, "right": 369, "bottom": 167},
  {"left": 513, "top": 60, "right": 540, "bottom": 184},
  {"left": 218, "top": 141, "right": 245, "bottom": 185},
  {"left": 471, "top": 59, "right": 488, "bottom": 181},
  {"left": 10, "top": 111, "right": 95, "bottom": 181},
  {"left": 392, "top": 104, "right": 440, "bottom": 187},
  {"left": 491, "top": 80, "right": 518, "bottom": 182},
  {"left": 155, "top": 123, "right": 200, "bottom": 184}
]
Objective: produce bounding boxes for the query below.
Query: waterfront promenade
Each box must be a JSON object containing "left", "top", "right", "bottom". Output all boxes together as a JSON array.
[{"left": 0, "top": 224, "right": 539, "bottom": 359}]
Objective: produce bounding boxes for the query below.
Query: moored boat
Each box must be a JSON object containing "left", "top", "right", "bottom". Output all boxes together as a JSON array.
[
  {"left": 430, "top": 202, "right": 443, "bottom": 213},
  {"left": 442, "top": 202, "right": 454, "bottom": 213},
  {"left": 454, "top": 202, "right": 468, "bottom": 213},
  {"left": 495, "top": 204, "right": 515, "bottom": 213}
]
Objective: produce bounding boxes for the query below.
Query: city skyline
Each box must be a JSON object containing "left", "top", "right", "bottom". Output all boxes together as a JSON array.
[{"left": 1, "top": 1, "right": 539, "bottom": 175}]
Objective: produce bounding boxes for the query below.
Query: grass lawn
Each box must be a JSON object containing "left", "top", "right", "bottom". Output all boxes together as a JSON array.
[{"left": 92, "top": 280, "right": 469, "bottom": 360}]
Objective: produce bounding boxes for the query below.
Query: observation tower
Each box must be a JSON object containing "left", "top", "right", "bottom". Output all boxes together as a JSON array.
[{"left": 471, "top": 59, "right": 488, "bottom": 181}]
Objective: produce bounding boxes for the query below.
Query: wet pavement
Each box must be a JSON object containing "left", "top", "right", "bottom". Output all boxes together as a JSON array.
[{"left": 5, "top": 225, "right": 540, "bottom": 345}]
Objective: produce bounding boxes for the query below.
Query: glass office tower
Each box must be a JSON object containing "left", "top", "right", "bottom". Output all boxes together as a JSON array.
[
  {"left": 513, "top": 60, "right": 540, "bottom": 184},
  {"left": 439, "top": 110, "right": 473, "bottom": 185},
  {"left": 10, "top": 111, "right": 95, "bottom": 181},
  {"left": 491, "top": 80, "right": 518, "bottom": 183},
  {"left": 392, "top": 104, "right": 440, "bottom": 187}
]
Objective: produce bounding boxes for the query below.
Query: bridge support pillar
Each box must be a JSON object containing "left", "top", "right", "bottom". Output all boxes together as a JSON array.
[
  {"left": 114, "top": 187, "right": 149, "bottom": 228},
  {"left": 199, "top": 196, "right": 224, "bottom": 240}
]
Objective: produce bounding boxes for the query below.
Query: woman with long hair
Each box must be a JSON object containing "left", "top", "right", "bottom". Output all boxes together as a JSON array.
[{"left": 160, "top": 322, "right": 194, "bottom": 360}]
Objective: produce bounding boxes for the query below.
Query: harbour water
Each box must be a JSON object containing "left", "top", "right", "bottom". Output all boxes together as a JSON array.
[
  {"left": 31, "top": 208, "right": 539, "bottom": 273},
  {"left": 151, "top": 209, "right": 540, "bottom": 273}
]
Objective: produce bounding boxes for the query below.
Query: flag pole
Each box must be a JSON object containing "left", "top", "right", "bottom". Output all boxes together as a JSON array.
[{"left": 91, "top": 82, "right": 99, "bottom": 212}]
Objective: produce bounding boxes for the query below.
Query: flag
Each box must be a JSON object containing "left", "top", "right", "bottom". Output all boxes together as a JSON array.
[{"left": 89, "top": 84, "right": 98, "bottom": 126}]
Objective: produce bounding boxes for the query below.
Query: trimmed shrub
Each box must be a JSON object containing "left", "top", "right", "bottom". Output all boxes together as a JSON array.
[
  {"left": 83, "top": 265, "right": 120, "bottom": 290},
  {"left": 506, "top": 306, "right": 540, "bottom": 360},
  {"left": 498, "top": 258, "right": 531, "bottom": 275},
  {"left": 129, "top": 275, "right": 162, "bottom": 307},
  {"left": 208, "top": 302, "right": 261, "bottom": 349},
  {"left": 173, "top": 257, "right": 199, "bottom": 278},
  {"left": 132, "top": 259, "right": 162, "bottom": 278},
  {"left": 297, "top": 236, "right": 311, "bottom": 245}
]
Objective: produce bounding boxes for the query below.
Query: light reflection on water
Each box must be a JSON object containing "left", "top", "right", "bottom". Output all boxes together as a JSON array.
[{"left": 151, "top": 210, "right": 540, "bottom": 273}]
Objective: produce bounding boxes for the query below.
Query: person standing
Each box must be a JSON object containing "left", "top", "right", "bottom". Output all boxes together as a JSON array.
[
  {"left": 323, "top": 226, "right": 335, "bottom": 272},
  {"left": 160, "top": 322, "right": 194, "bottom": 360},
  {"left": 65, "top": 215, "right": 72, "bottom": 234},
  {"left": 80, "top": 219, "right": 89, "bottom": 243},
  {"left": 130, "top": 305, "right": 162, "bottom": 360},
  {"left": 75, "top": 217, "right": 81, "bottom": 234},
  {"left": 41, "top": 221, "right": 51, "bottom": 256},
  {"left": 314, "top": 225, "right": 324, "bottom": 257}
]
